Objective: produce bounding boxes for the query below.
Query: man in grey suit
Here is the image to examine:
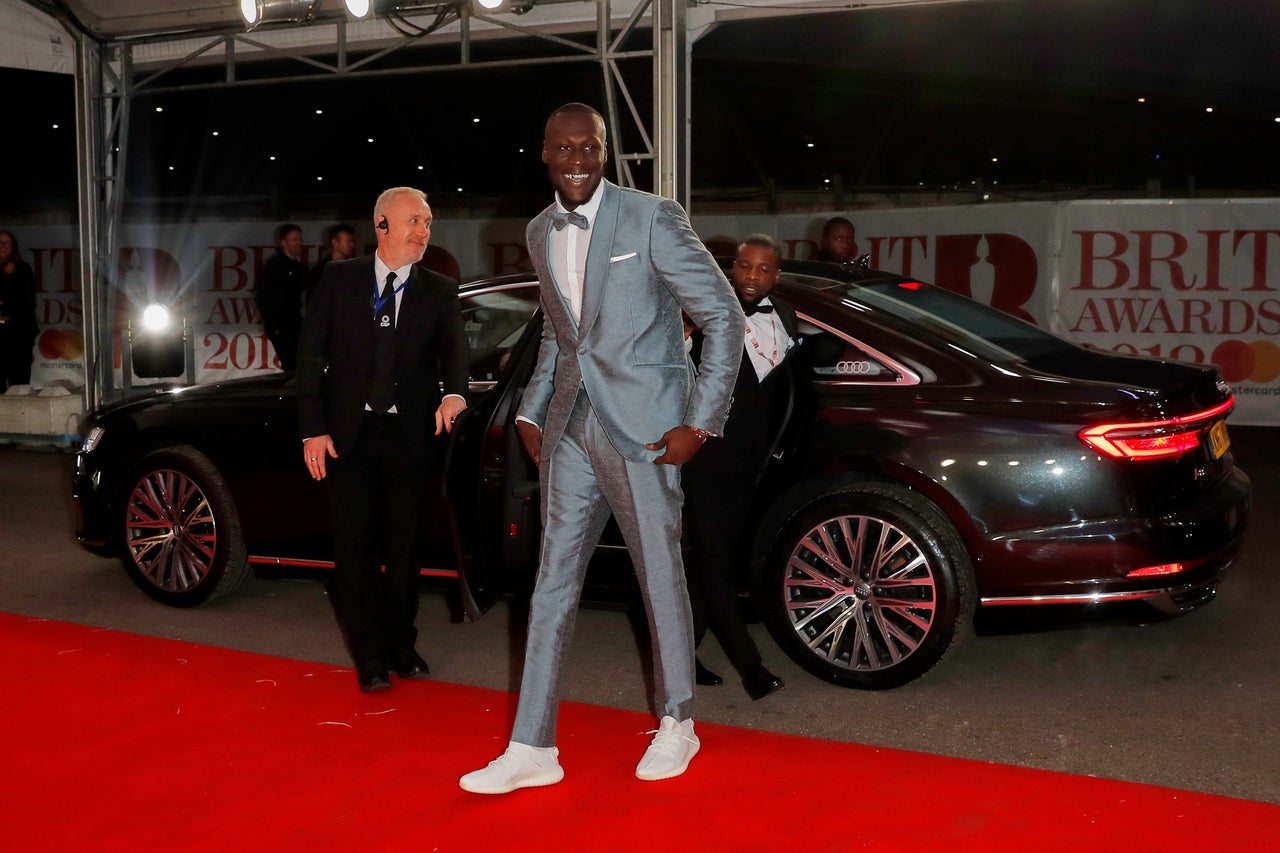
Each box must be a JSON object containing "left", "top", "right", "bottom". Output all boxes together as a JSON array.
[{"left": 461, "top": 103, "right": 744, "bottom": 794}]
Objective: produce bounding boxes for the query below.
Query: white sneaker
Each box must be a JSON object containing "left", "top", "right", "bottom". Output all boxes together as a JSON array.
[
  {"left": 635, "top": 716, "right": 700, "bottom": 781},
  {"left": 459, "top": 742, "right": 565, "bottom": 794}
]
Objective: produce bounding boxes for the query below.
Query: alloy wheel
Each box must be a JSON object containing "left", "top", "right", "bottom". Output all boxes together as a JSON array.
[{"left": 124, "top": 468, "right": 218, "bottom": 593}]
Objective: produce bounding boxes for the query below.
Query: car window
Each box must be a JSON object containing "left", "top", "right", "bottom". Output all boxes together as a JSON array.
[
  {"left": 793, "top": 315, "right": 918, "bottom": 385},
  {"left": 848, "top": 279, "right": 1071, "bottom": 364},
  {"left": 460, "top": 284, "right": 541, "bottom": 386}
]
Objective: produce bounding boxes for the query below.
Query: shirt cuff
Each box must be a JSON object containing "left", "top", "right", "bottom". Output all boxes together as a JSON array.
[{"left": 515, "top": 415, "right": 540, "bottom": 429}]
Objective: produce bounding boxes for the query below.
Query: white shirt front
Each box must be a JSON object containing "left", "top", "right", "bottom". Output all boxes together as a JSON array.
[
  {"left": 549, "top": 187, "right": 604, "bottom": 324},
  {"left": 373, "top": 254, "right": 414, "bottom": 323},
  {"left": 744, "top": 298, "right": 794, "bottom": 382}
]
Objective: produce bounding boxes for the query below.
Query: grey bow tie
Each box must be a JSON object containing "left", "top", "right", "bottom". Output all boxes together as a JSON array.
[{"left": 551, "top": 209, "right": 589, "bottom": 231}]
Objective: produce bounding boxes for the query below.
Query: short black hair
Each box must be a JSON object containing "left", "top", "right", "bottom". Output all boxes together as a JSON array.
[
  {"left": 546, "top": 102, "right": 606, "bottom": 136},
  {"left": 821, "top": 216, "right": 854, "bottom": 238},
  {"left": 325, "top": 223, "right": 355, "bottom": 244},
  {"left": 274, "top": 223, "right": 301, "bottom": 245},
  {"left": 738, "top": 232, "right": 781, "bottom": 262}
]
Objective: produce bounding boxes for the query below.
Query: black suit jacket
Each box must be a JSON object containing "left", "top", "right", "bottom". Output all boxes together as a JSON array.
[
  {"left": 296, "top": 255, "right": 469, "bottom": 460},
  {"left": 688, "top": 296, "right": 799, "bottom": 476}
]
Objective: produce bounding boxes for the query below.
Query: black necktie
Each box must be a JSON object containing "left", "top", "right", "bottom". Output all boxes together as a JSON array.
[
  {"left": 377, "top": 271, "right": 397, "bottom": 326},
  {"left": 369, "top": 272, "right": 397, "bottom": 413},
  {"left": 742, "top": 301, "right": 775, "bottom": 317},
  {"left": 551, "top": 209, "right": 589, "bottom": 231}
]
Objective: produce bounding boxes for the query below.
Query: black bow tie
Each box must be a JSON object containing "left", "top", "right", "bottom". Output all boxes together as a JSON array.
[
  {"left": 551, "top": 209, "right": 589, "bottom": 231},
  {"left": 742, "top": 302, "right": 775, "bottom": 317}
]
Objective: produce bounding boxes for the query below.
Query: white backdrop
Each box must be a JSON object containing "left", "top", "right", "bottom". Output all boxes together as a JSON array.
[{"left": 17, "top": 198, "right": 1280, "bottom": 424}]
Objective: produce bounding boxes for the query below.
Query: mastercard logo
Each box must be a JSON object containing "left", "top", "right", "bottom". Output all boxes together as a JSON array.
[
  {"left": 37, "top": 329, "right": 85, "bottom": 361},
  {"left": 1211, "top": 340, "right": 1280, "bottom": 384}
]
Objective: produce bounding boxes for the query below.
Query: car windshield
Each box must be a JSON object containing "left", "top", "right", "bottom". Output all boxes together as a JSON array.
[{"left": 792, "top": 273, "right": 1077, "bottom": 365}]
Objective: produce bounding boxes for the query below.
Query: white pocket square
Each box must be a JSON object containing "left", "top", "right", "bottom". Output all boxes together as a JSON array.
[{"left": 609, "top": 252, "right": 638, "bottom": 263}]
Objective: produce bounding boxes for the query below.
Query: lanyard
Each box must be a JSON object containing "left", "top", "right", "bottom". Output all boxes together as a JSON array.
[
  {"left": 373, "top": 275, "right": 409, "bottom": 318},
  {"left": 746, "top": 315, "right": 779, "bottom": 367}
]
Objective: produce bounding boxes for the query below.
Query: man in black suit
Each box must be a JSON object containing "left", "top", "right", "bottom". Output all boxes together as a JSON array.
[
  {"left": 256, "top": 223, "right": 306, "bottom": 371},
  {"left": 683, "top": 234, "right": 794, "bottom": 700},
  {"left": 305, "top": 223, "right": 356, "bottom": 306},
  {"left": 296, "top": 187, "right": 469, "bottom": 693}
]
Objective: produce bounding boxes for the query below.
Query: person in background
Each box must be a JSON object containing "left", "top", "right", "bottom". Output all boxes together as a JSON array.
[
  {"left": 256, "top": 222, "right": 305, "bottom": 370},
  {"left": 296, "top": 188, "right": 469, "bottom": 694},
  {"left": 305, "top": 223, "right": 357, "bottom": 305},
  {"left": 817, "top": 216, "right": 857, "bottom": 263},
  {"left": 683, "top": 234, "right": 792, "bottom": 701},
  {"left": 460, "top": 102, "right": 743, "bottom": 795},
  {"left": 0, "top": 230, "right": 39, "bottom": 391}
]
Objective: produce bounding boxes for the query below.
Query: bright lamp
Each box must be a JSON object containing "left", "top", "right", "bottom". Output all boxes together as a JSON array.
[
  {"left": 240, "top": 0, "right": 318, "bottom": 30},
  {"left": 344, "top": 0, "right": 373, "bottom": 18}
]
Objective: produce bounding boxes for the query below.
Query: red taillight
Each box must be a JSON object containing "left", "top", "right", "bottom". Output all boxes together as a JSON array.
[
  {"left": 1078, "top": 398, "right": 1233, "bottom": 461},
  {"left": 898, "top": 281, "right": 925, "bottom": 290},
  {"left": 1126, "top": 562, "right": 1185, "bottom": 577}
]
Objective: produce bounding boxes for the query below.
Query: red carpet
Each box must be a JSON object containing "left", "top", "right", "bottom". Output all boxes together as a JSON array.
[{"left": 2, "top": 612, "right": 1277, "bottom": 852}]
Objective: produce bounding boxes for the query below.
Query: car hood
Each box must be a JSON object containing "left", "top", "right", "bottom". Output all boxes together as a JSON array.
[{"left": 86, "top": 374, "right": 295, "bottom": 425}]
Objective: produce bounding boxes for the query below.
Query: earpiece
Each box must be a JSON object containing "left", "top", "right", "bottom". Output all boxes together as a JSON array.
[{"left": 376, "top": 216, "right": 388, "bottom": 232}]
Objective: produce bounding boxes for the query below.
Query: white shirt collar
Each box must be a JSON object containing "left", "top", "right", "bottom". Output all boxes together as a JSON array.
[
  {"left": 554, "top": 183, "right": 604, "bottom": 227},
  {"left": 373, "top": 253, "right": 414, "bottom": 288}
]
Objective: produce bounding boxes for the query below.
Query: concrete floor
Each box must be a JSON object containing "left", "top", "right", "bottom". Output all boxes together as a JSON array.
[{"left": 2, "top": 427, "right": 1277, "bottom": 804}]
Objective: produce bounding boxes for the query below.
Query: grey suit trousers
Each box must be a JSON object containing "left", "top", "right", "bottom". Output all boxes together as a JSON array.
[{"left": 511, "top": 391, "right": 695, "bottom": 747}]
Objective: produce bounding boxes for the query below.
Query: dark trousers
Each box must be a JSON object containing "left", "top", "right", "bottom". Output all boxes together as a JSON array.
[
  {"left": 267, "top": 324, "right": 300, "bottom": 372},
  {"left": 326, "top": 412, "right": 430, "bottom": 664},
  {"left": 681, "top": 460, "right": 764, "bottom": 678},
  {"left": 1, "top": 332, "right": 34, "bottom": 389}
]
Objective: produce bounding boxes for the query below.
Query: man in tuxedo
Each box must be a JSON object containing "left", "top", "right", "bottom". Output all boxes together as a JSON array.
[
  {"left": 461, "top": 103, "right": 743, "bottom": 794},
  {"left": 296, "top": 187, "right": 469, "bottom": 693},
  {"left": 256, "top": 223, "right": 306, "bottom": 371},
  {"left": 683, "top": 234, "right": 794, "bottom": 701}
]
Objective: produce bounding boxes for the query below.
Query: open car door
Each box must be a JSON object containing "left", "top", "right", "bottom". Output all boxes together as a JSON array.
[{"left": 443, "top": 280, "right": 544, "bottom": 620}]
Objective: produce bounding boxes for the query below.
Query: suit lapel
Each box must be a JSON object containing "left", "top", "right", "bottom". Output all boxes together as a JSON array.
[
  {"left": 532, "top": 207, "right": 580, "bottom": 336},
  {"left": 577, "top": 181, "right": 618, "bottom": 338},
  {"left": 351, "top": 255, "right": 377, "bottom": 361}
]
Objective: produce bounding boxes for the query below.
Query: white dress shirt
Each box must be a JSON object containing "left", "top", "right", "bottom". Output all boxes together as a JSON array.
[
  {"left": 743, "top": 297, "right": 794, "bottom": 382},
  {"left": 549, "top": 187, "right": 604, "bottom": 323}
]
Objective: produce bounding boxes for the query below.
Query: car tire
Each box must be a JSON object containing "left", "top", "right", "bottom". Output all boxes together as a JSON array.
[
  {"left": 119, "top": 445, "right": 251, "bottom": 607},
  {"left": 762, "top": 483, "right": 975, "bottom": 689}
]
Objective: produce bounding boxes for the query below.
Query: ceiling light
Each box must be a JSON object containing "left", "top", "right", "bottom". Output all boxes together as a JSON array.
[
  {"left": 241, "top": 0, "right": 319, "bottom": 30},
  {"left": 344, "top": 0, "right": 373, "bottom": 19},
  {"left": 476, "top": 0, "right": 506, "bottom": 8}
]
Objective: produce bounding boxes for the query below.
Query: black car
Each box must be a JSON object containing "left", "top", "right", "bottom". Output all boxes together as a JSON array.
[{"left": 73, "top": 261, "right": 1252, "bottom": 689}]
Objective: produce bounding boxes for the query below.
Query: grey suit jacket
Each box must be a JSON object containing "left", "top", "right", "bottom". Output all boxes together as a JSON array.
[{"left": 517, "top": 181, "right": 744, "bottom": 463}]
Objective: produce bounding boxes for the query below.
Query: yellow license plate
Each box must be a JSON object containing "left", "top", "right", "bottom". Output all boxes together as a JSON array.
[{"left": 1208, "top": 419, "right": 1230, "bottom": 459}]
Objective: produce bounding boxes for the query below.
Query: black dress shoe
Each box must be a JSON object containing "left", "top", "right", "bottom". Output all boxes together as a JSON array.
[
  {"left": 357, "top": 660, "right": 392, "bottom": 693},
  {"left": 743, "top": 666, "right": 784, "bottom": 701},
  {"left": 695, "top": 658, "right": 723, "bottom": 687},
  {"left": 388, "top": 649, "right": 431, "bottom": 680}
]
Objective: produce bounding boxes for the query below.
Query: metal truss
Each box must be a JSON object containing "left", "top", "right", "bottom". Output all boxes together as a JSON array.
[{"left": 70, "top": 1, "right": 688, "bottom": 405}]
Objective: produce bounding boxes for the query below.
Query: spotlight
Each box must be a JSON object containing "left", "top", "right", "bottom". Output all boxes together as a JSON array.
[
  {"left": 240, "top": 0, "right": 319, "bottom": 30},
  {"left": 130, "top": 303, "right": 186, "bottom": 379},
  {"left": 476, "top": 0, "right": 505, "bottom": 8},
  {"left": 344, "top": 0, "right": 373, "bottom": 19},
  {"left": 140, "top": 304, "right": 171, "bottom": 333}
]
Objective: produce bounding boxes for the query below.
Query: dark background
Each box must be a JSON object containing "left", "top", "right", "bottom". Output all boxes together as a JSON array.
[{"left": 8, "top": 0, "right": 1280, "bottom": 218}]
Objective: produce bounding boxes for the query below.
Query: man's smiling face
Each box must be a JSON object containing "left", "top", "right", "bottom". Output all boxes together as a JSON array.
[{"left": 542, "top": 109, "right": 608, "bottom": 210}]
